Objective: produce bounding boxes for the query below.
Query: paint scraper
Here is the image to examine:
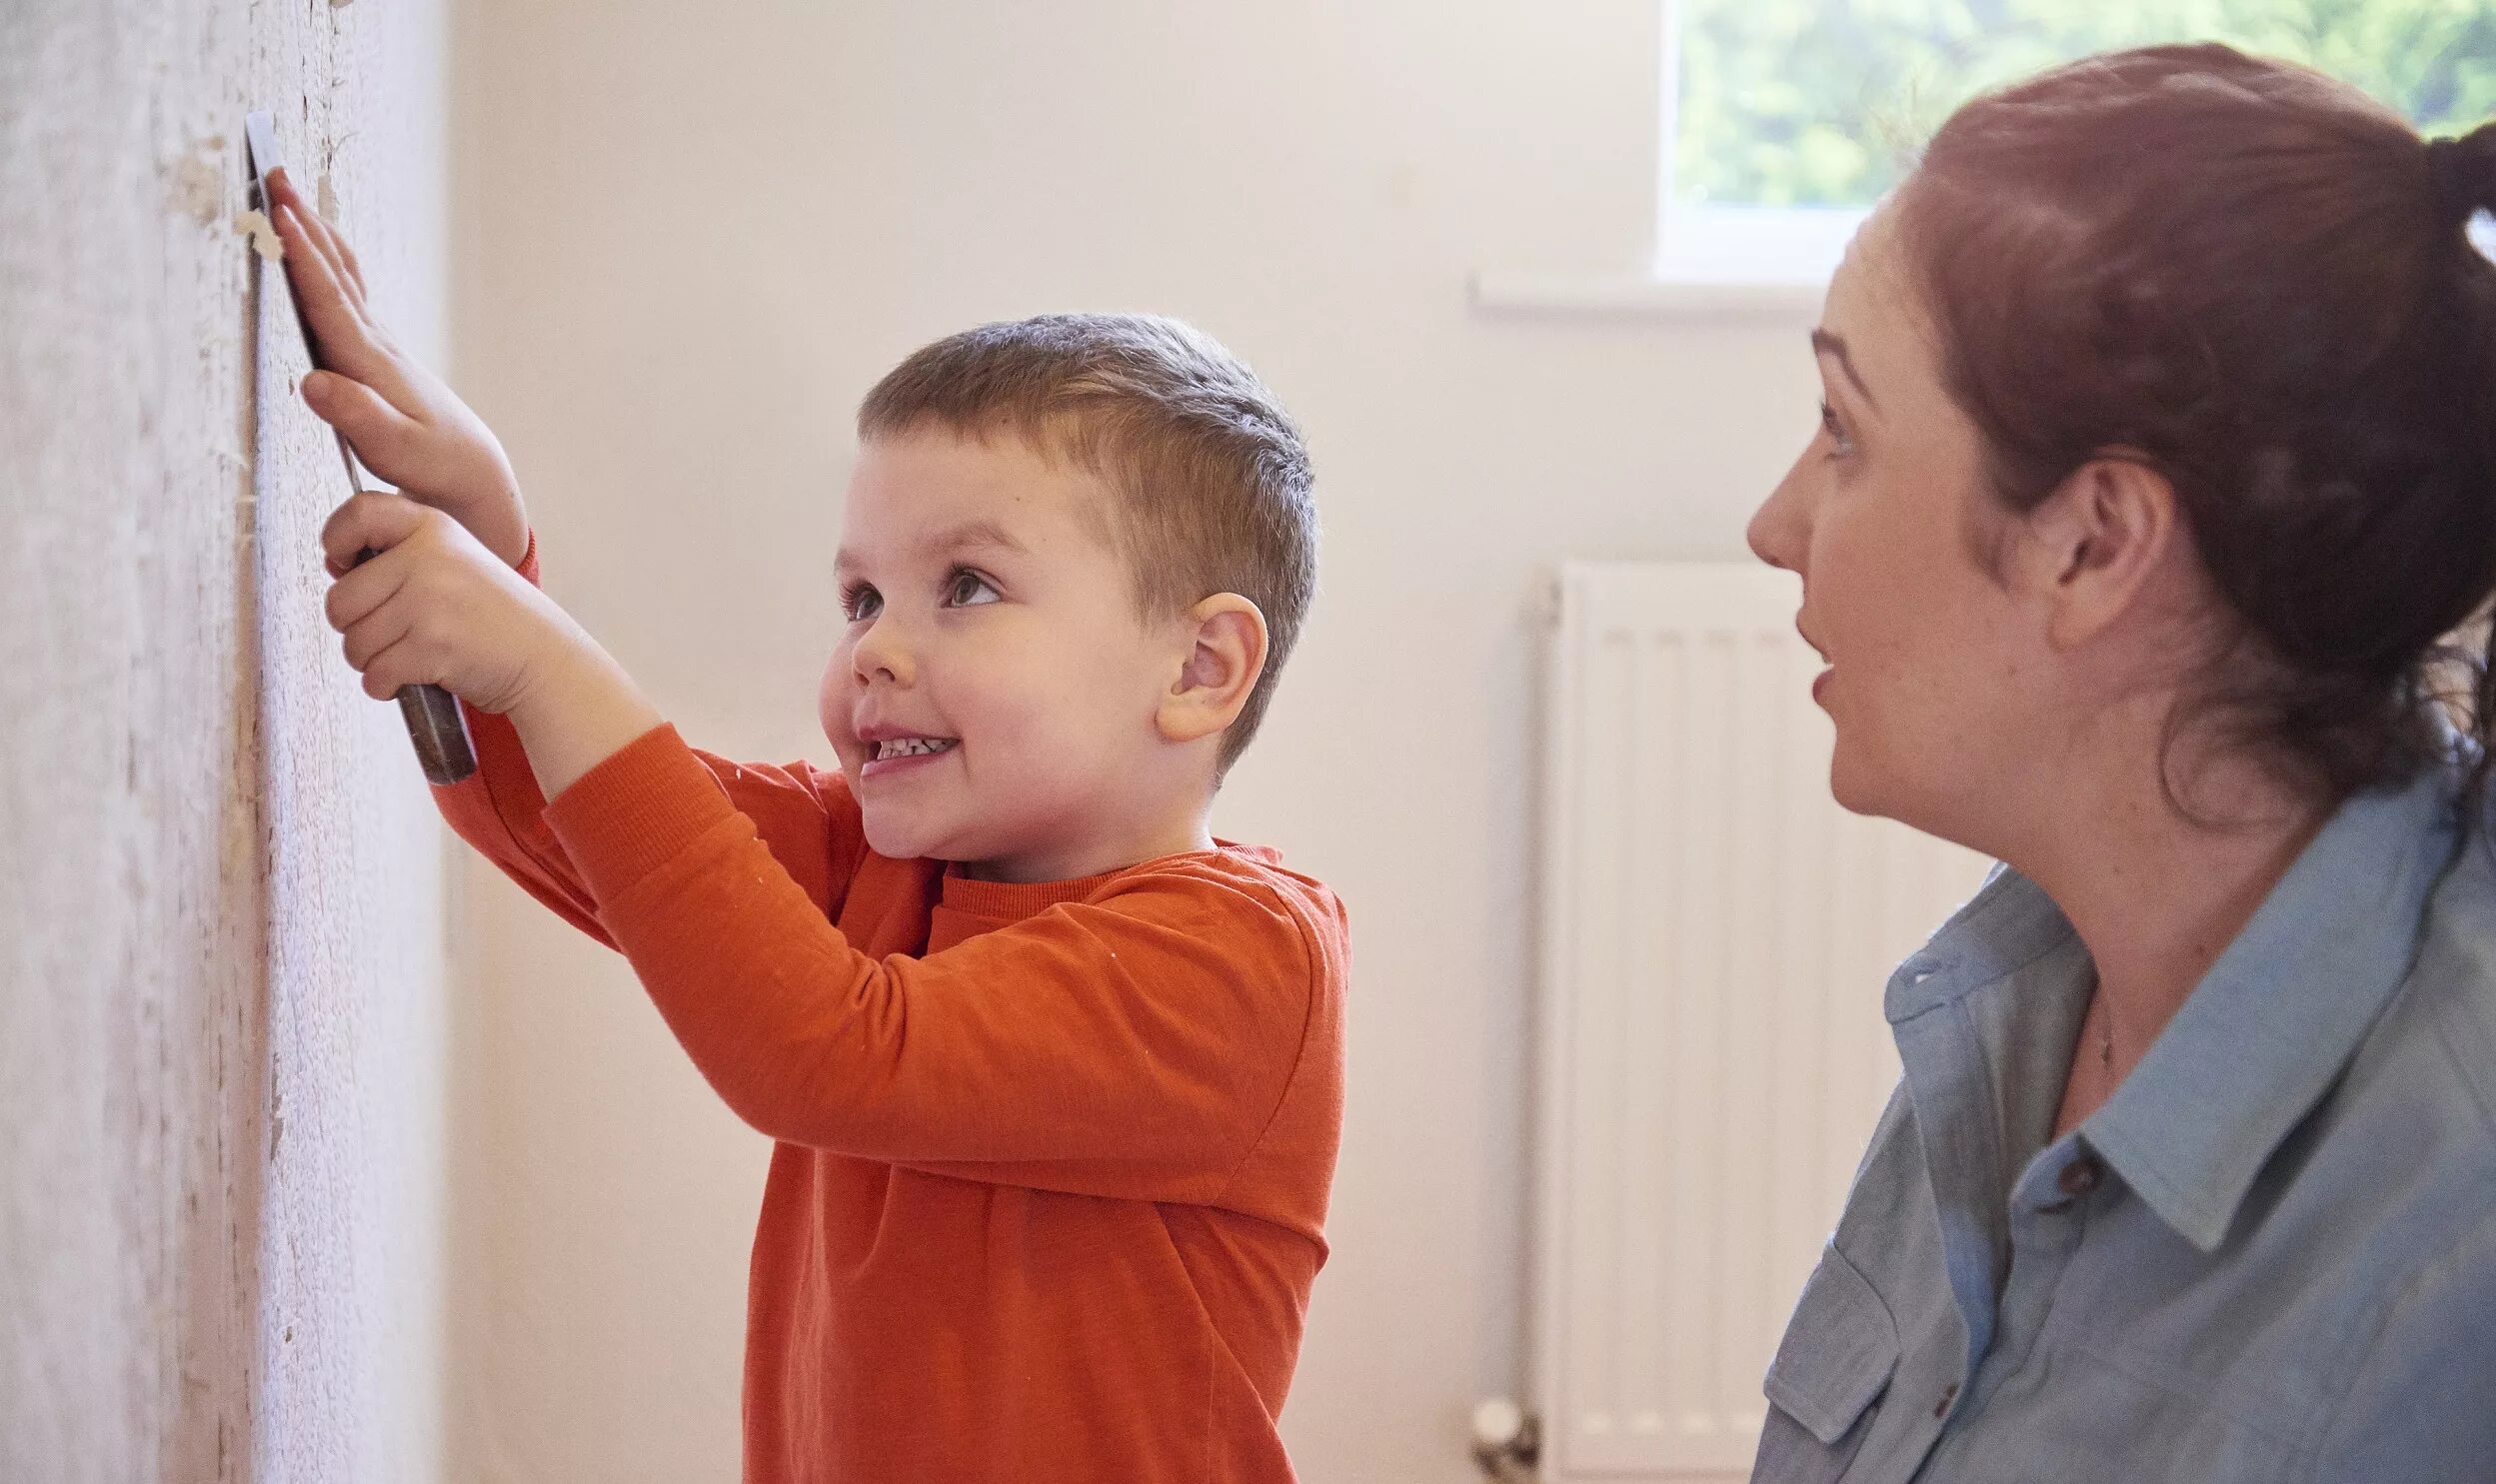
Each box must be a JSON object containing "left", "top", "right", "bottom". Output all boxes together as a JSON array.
[{"left": 246, "top": 110, "right": 476, "bottom": 785}]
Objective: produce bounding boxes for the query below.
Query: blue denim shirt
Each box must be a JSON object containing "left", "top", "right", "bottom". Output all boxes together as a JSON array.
[{"left": 1751, "top": 757, "right": 2496, "bottom": 1483}]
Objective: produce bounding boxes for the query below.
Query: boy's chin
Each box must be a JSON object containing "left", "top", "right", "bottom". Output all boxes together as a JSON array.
[{"left": 859, "top": 806, "right": 976, "bottom": 865}]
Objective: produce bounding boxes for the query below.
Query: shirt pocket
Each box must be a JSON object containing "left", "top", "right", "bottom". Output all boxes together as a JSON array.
[{"left": 1753, "top": 1244, "right": 1900, "bottom": 1483}]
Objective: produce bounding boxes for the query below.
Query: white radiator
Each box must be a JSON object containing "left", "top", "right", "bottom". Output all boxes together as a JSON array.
[{"left": 1527, "top": 562, "right": 1993, "bottom": 1481}]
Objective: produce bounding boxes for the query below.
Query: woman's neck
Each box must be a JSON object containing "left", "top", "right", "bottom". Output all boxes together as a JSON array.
[{"left": 2000, "top": 710, "right": 2334, "bottom": 1083}]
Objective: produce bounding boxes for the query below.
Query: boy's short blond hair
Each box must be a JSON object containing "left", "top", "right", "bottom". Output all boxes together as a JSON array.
[{"left": 857, "top": 313, "right": 1316, "bottom": 772}]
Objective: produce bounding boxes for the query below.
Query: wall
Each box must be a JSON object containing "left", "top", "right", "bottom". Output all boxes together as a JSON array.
[
  {"left": 0, "top": 1, "right": 450, "bottom": 1480},
  {"left": 448, "top": 2, "right": 1821, "bottom": 1479}
]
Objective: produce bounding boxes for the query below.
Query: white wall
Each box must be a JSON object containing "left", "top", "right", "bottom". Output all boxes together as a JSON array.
[
  {"left": 1, "top": 2, "right": 449, "bottom": 1480},
  {"left": 448, "top": 3, "right": 1821, "bottom": 1478}
]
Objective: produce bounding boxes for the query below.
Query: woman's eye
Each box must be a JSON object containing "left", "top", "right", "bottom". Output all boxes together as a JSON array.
[
  {"left": 843, "top": 585, "right": 882, "bottom": 623},
  {"left": 945, "top": 570, "right": 1001, "bottom": 608},
  {"left": 1818, "top": 400, "right": 1856, "bottom": 458}
]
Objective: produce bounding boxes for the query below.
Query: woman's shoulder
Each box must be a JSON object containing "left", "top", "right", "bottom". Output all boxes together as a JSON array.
[{"left": 2383, "top": 827, "right": 2496, "bottom": 1137}]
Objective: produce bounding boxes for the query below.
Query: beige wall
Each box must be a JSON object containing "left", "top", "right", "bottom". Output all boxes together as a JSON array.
[
  {"left": 0, "top": 2, "right": 450, "bottom": 1480},
  {"left": 449, "top": 2, "right": 1819, "bottom": 1478}
]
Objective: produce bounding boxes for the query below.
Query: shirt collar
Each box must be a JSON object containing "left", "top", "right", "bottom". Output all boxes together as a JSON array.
[
  {"left": 2083, "top": 761, "right": 2464, "bottom": 1251},
  {"left": 1885, "top": 755, "right": 2468, "bottom": 1254}
]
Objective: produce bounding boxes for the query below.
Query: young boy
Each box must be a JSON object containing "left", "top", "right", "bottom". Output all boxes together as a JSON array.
[{"left": 266, "top": 171, "right": 1344, "bottom": 1482}]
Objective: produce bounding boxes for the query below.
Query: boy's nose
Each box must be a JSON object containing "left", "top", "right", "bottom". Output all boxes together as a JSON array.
[{"left": 851, "top": 617, "right": 915, "bottom": 687}]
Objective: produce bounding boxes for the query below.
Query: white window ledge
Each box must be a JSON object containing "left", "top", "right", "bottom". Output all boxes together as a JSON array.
[
  {"left": 1472, "top": 205, "right": 1858, "bottom": 322},
  {"left": 1469, "top": 269, "right": 1825, "bottom": 321}
]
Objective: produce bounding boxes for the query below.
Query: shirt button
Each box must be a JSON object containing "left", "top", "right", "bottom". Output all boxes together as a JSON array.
[
  {"left": 2056, "top": 1155, "right": 2104, "bottom": 1198},
  {"left": 1932, "top": 1382, "right": 1959, "bottom": 1418}
]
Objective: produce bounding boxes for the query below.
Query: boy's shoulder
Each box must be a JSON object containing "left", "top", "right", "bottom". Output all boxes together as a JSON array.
[
  {"left": 1073, "top": 841, "right": 1347, "bottom": 987},
  {"left": 1148, "top": 840, "right": 1344, "bottom": 935}
]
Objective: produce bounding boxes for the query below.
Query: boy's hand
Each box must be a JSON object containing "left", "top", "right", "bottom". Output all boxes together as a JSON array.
[
  {"left": 322, "top": 493, "right": 664, "bottom": 798},
  {"left": 322, "top": 492, "right": 576, "bottom": 714},
  {"left": 270, "top": 168, "right": 532, "bottom": 570}
]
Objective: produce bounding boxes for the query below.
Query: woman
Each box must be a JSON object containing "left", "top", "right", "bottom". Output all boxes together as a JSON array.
[{"left": 1745, "top": 46, "right": 2496, "bottom": 1482}]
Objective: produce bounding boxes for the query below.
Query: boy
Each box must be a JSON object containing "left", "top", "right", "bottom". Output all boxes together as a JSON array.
[{"left": 266, "top": 171, "right": 1344, "bottom": 1482}]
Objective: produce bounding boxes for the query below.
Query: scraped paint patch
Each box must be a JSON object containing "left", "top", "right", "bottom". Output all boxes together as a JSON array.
[
  {"left": 166, "top": 137, "right": 229, "bottom": 225},
  {"left": 235, "top": 209, "right": 284, "bottom": 262}
]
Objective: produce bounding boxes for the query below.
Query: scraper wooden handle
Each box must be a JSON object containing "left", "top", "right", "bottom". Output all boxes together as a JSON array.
[{"left": 353, "top": 544, "right": 477, "bottom": 784}]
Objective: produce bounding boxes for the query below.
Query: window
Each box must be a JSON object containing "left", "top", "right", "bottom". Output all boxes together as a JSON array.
[{"left": 1658, "top": 0, "right": 2496, "bottom": 283}]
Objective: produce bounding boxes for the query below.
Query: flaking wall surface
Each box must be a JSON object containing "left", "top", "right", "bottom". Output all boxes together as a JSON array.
[{"left": 2, "top": 1, "right": 450, "bottom": 1479}]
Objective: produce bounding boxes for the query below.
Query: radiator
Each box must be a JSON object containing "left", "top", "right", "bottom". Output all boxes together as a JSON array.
[{"left": 1527, "top": 562, "right": 1993, "bottom": 1480}]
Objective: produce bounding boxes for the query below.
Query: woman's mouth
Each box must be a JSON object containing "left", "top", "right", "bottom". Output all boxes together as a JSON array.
[{"left": 860, "top": 736, "right": 959, "bottom": 779}]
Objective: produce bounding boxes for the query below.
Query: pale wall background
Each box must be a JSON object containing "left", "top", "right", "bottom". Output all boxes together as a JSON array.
[
  {"left": 447, "top": 2, "right": 1821, "bottom": 1479},
  {"left": 1, "top": 0, "right": 450, "bottom": 1481}
]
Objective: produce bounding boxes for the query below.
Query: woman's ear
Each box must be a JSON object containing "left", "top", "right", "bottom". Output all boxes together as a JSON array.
[
  {"left": 1158, "top": 595, "right": 1269, "bottom": 745},
  {"left": 2021, "top": 453, "right": 2184, "bottom": 651}
]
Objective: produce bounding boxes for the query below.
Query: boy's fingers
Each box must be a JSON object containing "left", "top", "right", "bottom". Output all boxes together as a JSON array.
[
  {"left": 271, "top": 189, "right": 351, "bottom": 307},
  {"left": 267, "top": 168, "right": 369, "bottom": 310},
  {"left": 338, "top": 592, "right": 414, "bottom": 675},
  {"left": 323, "top": 547, "right": 405, "bottom": 635},
  {"left": 322, "top": 210, "right": 371, "bottom": 301},
  {"left": 295, "top": 190, "right": 371, "bottom": 307},
  {"left": 357, "top": 634, "right": 422, "bottom": 703},
  {"left": 303, "top": 371, "right": 425, "bottom": 482},
  {"left": 274, "top": 204, "right": 382, "bottom": 375},
  {"left": 319, "top": 490, "right": 429, "bottom": 572}
]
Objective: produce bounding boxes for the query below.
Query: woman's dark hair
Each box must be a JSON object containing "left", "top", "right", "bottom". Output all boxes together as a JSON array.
[{"left": 1898, "top": 44, "right": 2496, "bottom": 807}]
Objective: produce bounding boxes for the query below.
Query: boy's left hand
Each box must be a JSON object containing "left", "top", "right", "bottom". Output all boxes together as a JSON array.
[
  {"left": 321, "top": 492, "right": 668, "bottom": 797},
  {"left": 322, "top": 490, "right": 588, "bottom": 716}
]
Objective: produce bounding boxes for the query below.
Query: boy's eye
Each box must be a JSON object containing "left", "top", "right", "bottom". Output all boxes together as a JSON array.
[
  {"left": 843, "top": 583, "right": 882, "bottom": 623},
  {"left": 945, "top": 569, "right": 1001, "bottom": 608}
]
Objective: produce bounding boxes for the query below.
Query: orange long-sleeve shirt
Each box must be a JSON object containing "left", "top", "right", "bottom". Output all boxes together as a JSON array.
[{"left": 435, "top": 550, "right": 1347, "bottom": 1482}]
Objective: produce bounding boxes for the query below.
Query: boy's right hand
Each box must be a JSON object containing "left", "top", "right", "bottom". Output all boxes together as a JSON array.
[{"left": 267, "top": 167, "right": 532, "bottom": 571}]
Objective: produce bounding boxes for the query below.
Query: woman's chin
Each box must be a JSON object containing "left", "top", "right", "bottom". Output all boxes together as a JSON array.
[{"left": 1826, "top": 748, "right": 1897, "bottom": 822}]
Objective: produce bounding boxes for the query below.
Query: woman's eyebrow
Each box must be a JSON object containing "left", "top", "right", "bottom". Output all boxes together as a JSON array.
[{"left": 1810, "top": 329, "right": 1880, "bottom": 412}]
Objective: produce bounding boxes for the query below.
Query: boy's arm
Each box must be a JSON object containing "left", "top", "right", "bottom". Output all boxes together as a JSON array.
[
  {"left": 318, "top": 496, "right": 1324, "bottom": 1202},
  {"left": 542, "top": 726, "right": 1328, "bottom": 1203},
  {"left": 434, "top": 536, "right": 869, "bottom": 944},
  {"left": 266, "top": 180, "right": 882, "bottom": 945}
]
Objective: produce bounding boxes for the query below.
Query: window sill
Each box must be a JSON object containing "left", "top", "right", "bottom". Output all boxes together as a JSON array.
[{"left": 1468, "top": 269, "right": 1825, "bottom": 323}]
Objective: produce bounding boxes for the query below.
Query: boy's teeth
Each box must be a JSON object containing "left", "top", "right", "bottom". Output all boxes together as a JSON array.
[{"left": 876, "top": 738, "right": 956, "bottom": 760}]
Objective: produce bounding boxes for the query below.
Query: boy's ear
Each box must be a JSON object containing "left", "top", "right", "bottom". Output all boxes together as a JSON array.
[{"left": 1158, "top": 595, "right": 1268, "bottom": 746}]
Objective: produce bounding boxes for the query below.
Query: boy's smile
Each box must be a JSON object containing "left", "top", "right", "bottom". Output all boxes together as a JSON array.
[{"left": 821, "top": 428, "right": 1218, "bottom": 882}]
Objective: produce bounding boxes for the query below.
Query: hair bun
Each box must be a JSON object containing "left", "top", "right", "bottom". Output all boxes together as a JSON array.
[{"left": 2426, "top": 123, "right": 2496, "bottom": 230}]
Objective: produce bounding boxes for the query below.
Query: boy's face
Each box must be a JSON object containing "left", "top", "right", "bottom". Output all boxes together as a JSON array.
[{"left": 822, "top": 430, "right": 1192, "bottom": 881}]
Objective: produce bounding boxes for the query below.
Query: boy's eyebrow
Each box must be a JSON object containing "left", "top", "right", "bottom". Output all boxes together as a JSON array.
[
  {"left": 1810, "top": 329, "right": 1879, "bottom": 412},
  {"left": 921, "top": 519, "right": 1029, "bottom": 557},
  {"left": 834, "top": 520, "right": 1032, "bottom": 577}
]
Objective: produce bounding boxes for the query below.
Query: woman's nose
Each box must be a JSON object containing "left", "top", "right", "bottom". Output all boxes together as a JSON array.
[{"left": 1747, "top": 460, "right": 1812, "bottom": 576}]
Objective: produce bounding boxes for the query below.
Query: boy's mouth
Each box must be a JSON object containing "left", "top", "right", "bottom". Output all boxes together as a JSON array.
[{"left": 859, "top": 735, "right": 961, "bottom": 779}]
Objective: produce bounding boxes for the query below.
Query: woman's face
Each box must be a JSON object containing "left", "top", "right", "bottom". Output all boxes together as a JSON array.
[{"left": 1746, "top": 207, "right": 2050, "bottom": 844}]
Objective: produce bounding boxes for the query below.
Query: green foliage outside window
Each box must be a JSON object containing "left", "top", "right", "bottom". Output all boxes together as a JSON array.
[{"left": 1673, "top": 0, "right": 2496, "bottom": 207}]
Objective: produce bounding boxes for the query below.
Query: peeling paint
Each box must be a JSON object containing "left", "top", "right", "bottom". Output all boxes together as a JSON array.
[
  {"left": 3, "top": 2, "right": 449, "bottom": 1480},
  {"left": 167, "top": 142, "right": 229, "bottom": 226},
  {"left": 234, "top": 209, "right": 284, "bottom": 262}
]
